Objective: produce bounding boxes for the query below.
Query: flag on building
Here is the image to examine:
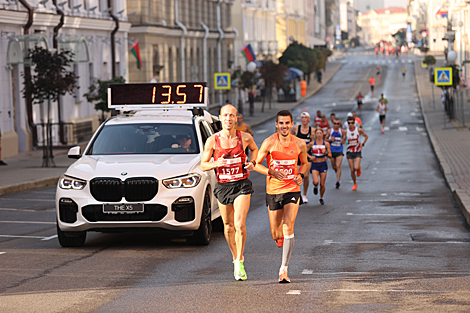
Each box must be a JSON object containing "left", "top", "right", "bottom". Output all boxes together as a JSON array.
[
  {"left": 129, "top": 40, "right": 142, "bottom": 70},
  {"left": 240, "top": 44, "right": 256, "bottom": 64},
  {"left": 433, "top": 5, "right": 447, "bottom": 18}
]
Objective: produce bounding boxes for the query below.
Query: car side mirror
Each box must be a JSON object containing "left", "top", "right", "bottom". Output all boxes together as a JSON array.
[{"left": 68, "top": 146, "right": 82, "bottom": 159}]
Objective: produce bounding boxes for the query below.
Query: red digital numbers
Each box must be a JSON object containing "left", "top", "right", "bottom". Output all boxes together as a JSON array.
[{"left": 110, "top": 82, "right": 206, "bottom": 106}]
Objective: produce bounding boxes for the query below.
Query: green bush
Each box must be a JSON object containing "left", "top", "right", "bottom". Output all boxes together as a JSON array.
[{"left": 423, "top": 55, "right": 436, "bottom": 65}]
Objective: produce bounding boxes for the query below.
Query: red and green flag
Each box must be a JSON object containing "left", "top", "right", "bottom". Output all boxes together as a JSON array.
[
  {"left": 240, "top": 44, "right": 256, "bottom": 64},
  {"left": 129, "top": 40, "right": 142, "bottom": 70}
]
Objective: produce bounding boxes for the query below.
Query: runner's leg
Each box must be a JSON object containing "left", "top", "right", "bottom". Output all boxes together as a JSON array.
[
  {"left": 233, "top": 194, "right": 251, "bottom": 261},
  {"left": 319, "top": 172, "right": 327, "bottom": 199},
  {"left": 218, "top": 202, "right": 236, "bottom": 260},
  {"left": 302, "top": 161, "right": 311, "bottom": 198},
  {"left": 354, "top": 157, "right": 361, "bottom": 173},
  {"left": 280, "top": 202, "right": 300, "bottom": 271},
  {"left": 268, "top": 207, "right": 284, "bottom": 241},
  {"left": 348, "top": 158, "right": 356, "bottom": 185},
  {"left": 336, "top": 155, "right": 343, "bottom": 182}
]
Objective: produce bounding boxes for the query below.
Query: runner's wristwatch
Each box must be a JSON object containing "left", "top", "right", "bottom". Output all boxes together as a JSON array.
[{"left": 299, "top": 173, "right": 305, "bottom": 179}]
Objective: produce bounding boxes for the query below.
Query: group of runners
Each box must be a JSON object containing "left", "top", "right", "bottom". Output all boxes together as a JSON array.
[{"left": 200, "top": 103, "right": 370, "bottom": 284}]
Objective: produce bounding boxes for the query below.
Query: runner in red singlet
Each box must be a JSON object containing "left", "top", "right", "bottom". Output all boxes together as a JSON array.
[
  {"left": 346, "top": 116, "right": 368, "bottom": 191},
  {"left": 254, "top": 110, "right": 308, "bottom": 283},
  {"left": 201, "top": 104, "right": 259, "bottom": 281}
]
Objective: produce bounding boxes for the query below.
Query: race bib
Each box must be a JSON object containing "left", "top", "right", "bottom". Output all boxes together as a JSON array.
[
  {"left": 331, "top": 137, "right": 341, "bottom": 147},
  {"left": 218, "top": 157, "right": 244, "bottom": 180},
  {"left": 272, "top": 159, "right": 296, "bottom": 180}
]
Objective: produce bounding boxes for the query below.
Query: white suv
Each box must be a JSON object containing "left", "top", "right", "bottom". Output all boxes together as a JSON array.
[{"left": 55, "top": 82, "right": 221, "bottom": 247}]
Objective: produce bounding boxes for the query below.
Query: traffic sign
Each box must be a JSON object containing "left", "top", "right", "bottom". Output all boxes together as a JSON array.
[
  {"left": 214, "top": 73, "right": 231, "bottom": 90},
  {"left": 434, "top": 67, "right": 452, "bottom": 86}
]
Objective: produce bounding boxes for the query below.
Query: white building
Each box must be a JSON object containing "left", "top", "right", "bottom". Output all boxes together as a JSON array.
[
  {"left": 0, "top": 0, "right": 131, "bottom": 159},
  {"left": 340, "top": 0, "right": 356, "bottom": 40},
  {"left": 359, "top": 7, "right": 407, "bottom": 45},
  {"left": 306, "top": 0, "right": 327, "bottom": 47}
]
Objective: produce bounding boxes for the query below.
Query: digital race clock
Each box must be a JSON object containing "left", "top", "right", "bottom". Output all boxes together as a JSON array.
[{"left": 108, "top": 82, "right": 208, "bottom": 109}]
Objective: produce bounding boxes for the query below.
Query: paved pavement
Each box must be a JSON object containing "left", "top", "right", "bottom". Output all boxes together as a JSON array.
[
  {"left": 0, "top": 61, "right": 343, "bottom": 196},
  {"left": 415, "top": 59, "right": 470, "bottom": 225}
]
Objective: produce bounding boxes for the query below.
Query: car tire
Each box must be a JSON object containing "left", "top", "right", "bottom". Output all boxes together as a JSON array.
[
  {"left": 186, "top": 191, "right": 212, "bottom": 246},
  {"left": 57, "top": 220, "right": 86, "bottom": 247}
]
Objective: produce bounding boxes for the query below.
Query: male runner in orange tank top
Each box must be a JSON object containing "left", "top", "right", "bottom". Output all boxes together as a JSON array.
[
  {"left": 254, "top": 110, "right": 308, "bottom": 283},
  {"left": 201, "top": 104, "right": 259, "bottom": 281}
]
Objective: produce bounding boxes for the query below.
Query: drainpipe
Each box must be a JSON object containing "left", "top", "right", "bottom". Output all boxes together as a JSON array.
[
  {"left": 217, "top": 0, "right": 224, "bottom": 106},
  {"left": 108, "top": 0, "right": 119, "bottom": 78},
  {"left": 18, "top": 0, "right": 37, "bottom": 146},
  {"left": 232, "top": 27, "right": 239, "bottom": 109},
  {"left": 52, "top": 0, "right": 66, "bottom": 144},
  {"left": 201, "top": 22, "right": 209, "bottom": 83},
  {"left": 175, "top": 0, "right": 187, "bottom": 81}
]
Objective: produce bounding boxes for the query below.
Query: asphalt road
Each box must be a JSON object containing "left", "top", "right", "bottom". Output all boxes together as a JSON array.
[{"left": 2, "top": 49, "right": 470, "bottom": 312}]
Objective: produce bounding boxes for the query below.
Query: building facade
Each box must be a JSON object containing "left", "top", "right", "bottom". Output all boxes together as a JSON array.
[
  {"left": 127, "top": 0, "right": 236, "bottom": 107},
  {"left": 306, "top": 0, "right": 327, "bottom": 47},
  {"left": 359, "top": 7, "right": 407, "bottom": 45},
  {"left": 0, "top": 0, "right": 130, "bottom": 159},
  {"left": 340, "top": 0, "right": 356, "bottom": 40}
]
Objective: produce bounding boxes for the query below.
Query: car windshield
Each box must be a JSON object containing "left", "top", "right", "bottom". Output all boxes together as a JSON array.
[{"left": 87, "top": 123, "right": 199, "bottom": 155}]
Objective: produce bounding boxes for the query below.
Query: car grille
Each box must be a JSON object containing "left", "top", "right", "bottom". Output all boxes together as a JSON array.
[
  {"left": 172, "top": 201, "right": 195, "bottom": 222},
  {"left": 82, "top": 204, "right": 167, "bottom": 222},
  {"left": 59, "top": 198, "right": 78, "bottom": 223},
  {"left": 90, "top": 177, "right": 158, "bottom": 202}
]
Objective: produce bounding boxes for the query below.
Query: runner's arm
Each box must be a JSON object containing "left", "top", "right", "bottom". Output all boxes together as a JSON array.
[
  {"left": 341, "top": 130, "right": 347, "bottom": 144},
  {"left": 291, "top": 126, "right": 297, "bottom": 135},
  {"left": 359, "top": 129, "right": 368, "bottom": 146},
  {"left": 325, "top": 129, "right": 332, "bottom": 142},
  {"left": 245, "top": 124, "right": 254, "bottom": 136},
  {"left": 200, "top": 136, "right": 224, "bottom": 171},
  {"left": 325, "top": 142, "right": 332, "bottom": 159},
  {"left": 296, "top": 139, "right": 309, "bottom": 185},
  {"left": 253, "top": 137, "right": 285, "bottom": 180},
  {"left": 242, "top": 132, "right": 258, "bottom": 170}
]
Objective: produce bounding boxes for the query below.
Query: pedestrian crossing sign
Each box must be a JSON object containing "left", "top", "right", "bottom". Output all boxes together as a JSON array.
[
  {"left": 434, "top": 67, "right": 452, "bottom": 86},
  {"left": 214, "top": 73, "right": 231, "bottom": 90}
]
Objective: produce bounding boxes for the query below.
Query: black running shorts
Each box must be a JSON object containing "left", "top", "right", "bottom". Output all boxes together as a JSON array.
[
  {"left": 331, "top": 152, "right": 344, "bottom": 158},
  {"left": 214, "top": 178, "right": 253, "bottom": 205},
  {"left": 346, "top": 151, "right": 362, "bottom": 159},
  {"left": 266, "top": 192, "right": 302, "bottom": 211},
  {"left": 379, "top": 114, "right": 386, "bottom": 123}
]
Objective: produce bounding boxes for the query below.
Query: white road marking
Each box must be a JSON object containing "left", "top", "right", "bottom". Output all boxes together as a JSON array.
[
  {"left": 323, "top": 240, "right": 341, "bottom": 245},
  {"left": 0, "top": 252, "right": 5, "bottom": 255},
  {"left": 0, "top": 235, "right": 51, "bottom": 239},
  {"left": 325, "top": 289, "right": 444, "bottom": 293},
  {"left": 373, "top": 168, "right": 378, "bottom": 170},
  {"left": 376, "top": 161, "right": 380, "bottom": 164},
  {"left": 302, "top": 269, "right": 314, "bottom": 274},
  {"left": 347, "top": 213, "right": 456, "bottom": 217},
  {"left": 410, "top": 112, "right": 417, "bottom": 116},
  {"left": 395, "top": 192, "right": 421, "bottom": 196},
  {"left": 381, "top": 193, "right": 387, "bottom": 196},
  {"left": 384, "top": 126, "right": 390, "bottom": 131},
  {"left": 41, "top": 235, "right": 58, "bottom": 241},
  {"left": 391, "top": 119, "right": 400, "bottom": 125},
  {"left": 287, "top": 290, "right": 301, "bottom": 295},
  {"left": 0, "top": 221, "right": 55, "bottom": 225},
  {"left": 399, "top": 126, "right": 408, "bottom": 131},
  {"left": 371, "top": 172, "right": 375, "bottom": 174},
  {"left": 256, "top": 129, "right": 268, "bottom": 133}
]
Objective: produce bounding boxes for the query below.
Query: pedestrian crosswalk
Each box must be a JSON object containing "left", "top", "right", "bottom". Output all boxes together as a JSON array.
[{"left": 339, "top": 59, "right": 414, "bottom": 64}]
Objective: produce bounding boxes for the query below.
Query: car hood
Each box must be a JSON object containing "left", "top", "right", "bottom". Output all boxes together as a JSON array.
[{"left": 64, "top": 154, "right": 201, "bottom": 180}]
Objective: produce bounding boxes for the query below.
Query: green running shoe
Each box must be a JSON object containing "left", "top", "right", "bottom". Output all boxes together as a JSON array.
[{"left": 233, "top": 261, "right": 247, "bottom": 281}]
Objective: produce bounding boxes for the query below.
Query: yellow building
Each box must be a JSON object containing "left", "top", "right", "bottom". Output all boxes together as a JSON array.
[
  {"left": 276, "top": 0, "right": 307, "bottom": 56},
  {"left": 359, "top": 7, "right": 407, "bottom": 45}
]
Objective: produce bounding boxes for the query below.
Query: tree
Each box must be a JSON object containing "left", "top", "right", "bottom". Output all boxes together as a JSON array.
[
  {"left": 259, "top": 61, "right": 288, "bottom": 111},
  {"left": 85, "top": 76, "right": 125, "bottom": 122},
  {"left": 22, "top": 46, "right": 78, "bottom": 167}
]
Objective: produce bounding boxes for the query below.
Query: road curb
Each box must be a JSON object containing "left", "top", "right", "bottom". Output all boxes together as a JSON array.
[
  {"left": 414, "top": 60, "right": 470, "bottom": 225},
  {"left": 250, "top": 63, "right": 344, "bottom": 128},
  {"left": 0, "top": 177, "right": 60, "bottom": 196}
]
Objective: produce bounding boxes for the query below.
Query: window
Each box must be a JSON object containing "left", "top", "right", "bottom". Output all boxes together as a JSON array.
[{"left": 88, "top": 123, "right": 199, "bottom": 155}]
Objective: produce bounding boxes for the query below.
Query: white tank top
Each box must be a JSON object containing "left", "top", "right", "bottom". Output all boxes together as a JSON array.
[
  {"left": 378, "top": 102, "right": 386, "bottom": 115},
  {"left": 347, "top": 127, "right": 361, "bottom": 153}
]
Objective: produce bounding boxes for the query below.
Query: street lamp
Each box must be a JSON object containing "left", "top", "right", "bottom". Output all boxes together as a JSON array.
[
  {"left": 447, "top": 50, "right": 457, "bottom": 64},
  {"left": 247, "top": 61, "right": 257, "bottom": 73}
]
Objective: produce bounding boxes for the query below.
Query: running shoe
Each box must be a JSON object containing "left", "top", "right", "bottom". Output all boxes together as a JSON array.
[
  {"left": 301, "top": 194, "right": 309, "bottom": 204},
  {"left": 275, "top": 236, "right": 284, "bottom": 248},
  {"left": 0, "top": 161, "right": 6, "bottom": 166},
  {"left": 279, "top": 270, "right": 291, "bottom": 283},
  {"left": 313, "top": 186, "right": 318, "bottom": 195},
  {"left": 319, "top": 198, "right": 325, "bottom": 205},
  {"left": 357, "top": 169, "right": 361, "bottom": 177},
  {"left": 336, "top": 181, "right": 340, "bottom": 189},
  {"left": 233, "top": 261, "right": 247, "bottom": 281},
  {"left": 382, "top": 129, "right": 385, "bottom": 134},
  {"left": 352, "top": 184, "right": 357, "bottom": 191}
]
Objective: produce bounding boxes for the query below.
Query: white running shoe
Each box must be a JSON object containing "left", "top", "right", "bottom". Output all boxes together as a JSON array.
[{"left": 301, "top": 194, "right": 308, "bottom": 203}]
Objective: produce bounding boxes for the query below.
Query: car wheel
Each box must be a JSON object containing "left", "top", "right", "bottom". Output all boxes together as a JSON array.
[
  {"left": 186, "top": 191, "right": 212, "bottom": 246},
  {"left": 57, "top": 220, "right": 86, "bottom": 247}
]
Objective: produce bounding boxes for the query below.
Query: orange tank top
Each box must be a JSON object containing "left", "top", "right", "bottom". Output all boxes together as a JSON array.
[
  {"left": 235, "top": 122, "right": 246, "bottom": 132},
  {"left": 266, "top": 133, "right": 300, "bottom": 195}
]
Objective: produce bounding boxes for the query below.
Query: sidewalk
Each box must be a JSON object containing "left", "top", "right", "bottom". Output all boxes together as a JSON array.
[
  {"left": 415, "top": 60, "right": 470, "bottom": 226},
  {"left": 0, "top": 61, "right": 343, "bottom": 196}
]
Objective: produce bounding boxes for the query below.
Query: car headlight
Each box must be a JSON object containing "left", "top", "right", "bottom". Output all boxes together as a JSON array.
[
  {"left": 59, "top": 175, "right": 87, "bottom": 190},
  {"left": 162, "top": 173, "right": 201, "bottom": 189}
]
